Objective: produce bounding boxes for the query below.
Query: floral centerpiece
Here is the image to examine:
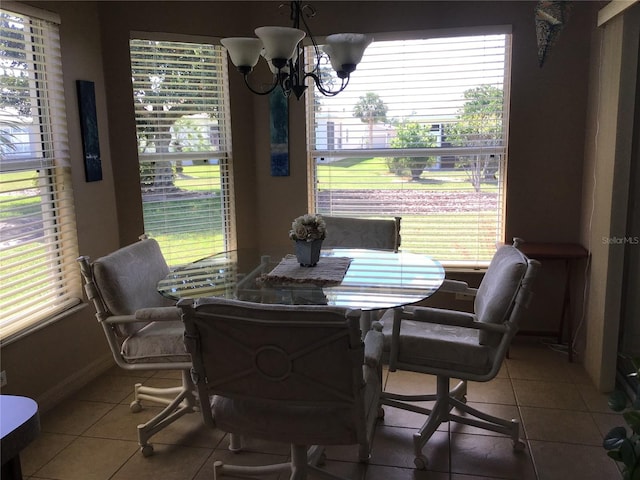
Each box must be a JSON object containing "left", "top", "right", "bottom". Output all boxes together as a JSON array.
[
  {"left": 289, "top": 214, "right": 326, "bottom": 242},
  {"left": 289, "top": 214, "right": 326, "bottom": 266}
]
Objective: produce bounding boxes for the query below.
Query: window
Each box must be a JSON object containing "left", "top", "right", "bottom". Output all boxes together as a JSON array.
[
  {"left": 129, "top": 37, "right": 234, "bottom": 267},
  {"left": 308, "top": 29, "right": 511, "bottom": 268},
  {"left": 0, "top": 6, "right": 81, "bottom": 340}
]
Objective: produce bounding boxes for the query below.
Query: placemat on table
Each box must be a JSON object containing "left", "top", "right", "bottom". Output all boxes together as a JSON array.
[{"left": 258, "top": 254, "right": 352, "bottom": 287}]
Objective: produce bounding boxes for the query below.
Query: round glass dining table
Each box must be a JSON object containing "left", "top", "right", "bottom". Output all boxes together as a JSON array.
[{"left": 158, "top": 248, "right": 445, "bottom": 326}]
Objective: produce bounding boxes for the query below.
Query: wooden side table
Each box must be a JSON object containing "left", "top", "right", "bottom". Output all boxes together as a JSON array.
[
  {"left": 0, "top": 395, "right": 40, "bottom": 480},
  {"left": 515, "top": 242, "right": 589, "bottom": 362}
]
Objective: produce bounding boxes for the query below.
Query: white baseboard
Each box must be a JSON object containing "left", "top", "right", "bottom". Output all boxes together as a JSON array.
[{"left": 36, "top": 354, "right": 115, "bottom": 413}]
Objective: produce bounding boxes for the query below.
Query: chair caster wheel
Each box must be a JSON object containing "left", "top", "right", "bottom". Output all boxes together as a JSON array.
[
  {"left": 513, "top": 439, "right": 526, "bottom": 451},
  {"left": 377, "top": 407, "right": 385, "bottom": 419},
  {"left": 414, "top": 455, "right": 428, "bottom": 470},
  {"left": 141, "top": 444, "right": 154, "bottom": 457},
  {"left": 317, "top": 452, "right": 327, "bottom": 466},
  {"left": 130, "top": 401, "right": 142, "bottom": 413}
]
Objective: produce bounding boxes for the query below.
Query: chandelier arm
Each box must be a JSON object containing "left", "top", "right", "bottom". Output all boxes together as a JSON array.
[
  {"left": 305, "top": 71, "right": 350, "bottom": 97},
  {"left": 242, "top": 73, "right": 281, "bottom": 96},
  {"left": 298, "top": 2, "right": 324, "bottom": 76}
]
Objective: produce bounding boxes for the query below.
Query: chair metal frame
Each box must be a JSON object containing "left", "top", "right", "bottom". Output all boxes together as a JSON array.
[
  {"left": 380, "top": 242, "right": 540, "bottom": 470},
  {"left": 180, "top": 297, "right": 383, "bottom": 480},
  {"left": 77, "top": 238, "right": 197, "bottom": 456}
]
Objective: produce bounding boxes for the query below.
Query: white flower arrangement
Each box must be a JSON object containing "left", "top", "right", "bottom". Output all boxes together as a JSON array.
[{"left": 289, "top": 214, "right": 327, "bottom": 242}]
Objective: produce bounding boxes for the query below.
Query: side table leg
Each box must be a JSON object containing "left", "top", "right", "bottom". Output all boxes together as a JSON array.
[
  {"left": 558, "top": 259, "right": 574, "bottom": 362},
  {"left": 1, "top": 455, "right": 24, "bottom": 480}
]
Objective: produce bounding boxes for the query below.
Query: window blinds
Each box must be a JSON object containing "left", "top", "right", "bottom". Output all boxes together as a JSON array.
[
  {"left": 130, "top": 39, "right": 235, "bottom": 267},
  {"left": 308, "top": 31, "right": 511, "bottom": 268},
  {"left": 0, "top": 8, "right": 81, "bottom": 340}
]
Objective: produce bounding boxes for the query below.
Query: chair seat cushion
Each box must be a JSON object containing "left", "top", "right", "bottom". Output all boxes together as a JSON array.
[
  {"left": 381, "top": 319, "right": 494, "bottom": 377},
  {"left": 121, "top": 320, "right": 190, "bottom": 363},
  {"left": 212, "top": 396, "right": 359, "bottom": 446}
]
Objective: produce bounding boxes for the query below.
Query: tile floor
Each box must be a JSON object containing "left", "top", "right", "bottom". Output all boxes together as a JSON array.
[{"left": 21, "top": 336, "right": 623, "bottom": 480}]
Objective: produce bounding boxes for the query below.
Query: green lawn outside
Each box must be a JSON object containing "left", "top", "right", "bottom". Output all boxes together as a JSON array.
[
  {"left": 315, "top": 157, "right": 500, "bottom": 193},
  {"left": 2, "top": 158, "right": 500, "bottom": 266}
]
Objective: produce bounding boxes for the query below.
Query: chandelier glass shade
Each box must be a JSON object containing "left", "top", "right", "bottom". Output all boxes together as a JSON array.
[{"left": 220, "top": 1, "right": 372, "bottom": 99}]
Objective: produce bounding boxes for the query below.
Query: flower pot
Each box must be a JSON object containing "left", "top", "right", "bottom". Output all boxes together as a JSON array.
[{"left": 295, "top": 239, "right": 322, "bottom": 267}]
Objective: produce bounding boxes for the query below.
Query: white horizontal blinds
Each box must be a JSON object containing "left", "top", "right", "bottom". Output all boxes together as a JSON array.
[
  {"left": 130, "top": 39, "right": 234, "bottom": 267},
  {"left": 309, "top": 32, "right": 510, "bottom": 267},
  {"left": 0, "top": 8, "right": 81, "bottom": 340}
]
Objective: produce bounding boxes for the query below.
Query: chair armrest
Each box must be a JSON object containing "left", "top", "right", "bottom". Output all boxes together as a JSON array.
[
  {"left": 402, "top": 306, "right": 509, "bottom": 333},
  {"left": 134, "top": 306, "right": 182, "bottom": 322},
  {"left": 103, "top": 314, "right": 144, "bottom": 325},
  {"left": 437, "top": 279, "right": 478, "bottom": 296},
  {"left": 363, "top": 329, "right": 384, "bottom": 368}
]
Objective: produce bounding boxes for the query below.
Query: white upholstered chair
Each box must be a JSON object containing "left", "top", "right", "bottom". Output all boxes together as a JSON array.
[
  {"left": 77, "top": 237, "right": 197, "bottom": 456},
  {"left": 322, "top": 215, "right": 401, "bottom": 251},
  {"left": 378, "top": 243, "right": 540, "bottom": 469},
  {"left": 179, "top": 297, "right": 383, "bottom": 480}
]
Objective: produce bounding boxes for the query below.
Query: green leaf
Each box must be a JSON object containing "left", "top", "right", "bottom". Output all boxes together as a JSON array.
[
  {"left": 621, "top": 439, "right": 637, "bottom": 468},
  {"left": 605, "top": 427, "right": 628, "bottom": 450},
  {"left": 626, "top": 411, "right": 640, "bottom": 434},
  {"left": 608, "top": 450, "right": 623, "bottom": 461},
  {"left": 610, "top": 390, "right": 629, "bottom": 411}
]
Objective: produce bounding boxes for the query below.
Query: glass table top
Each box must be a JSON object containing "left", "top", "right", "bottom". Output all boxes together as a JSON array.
[{"left": 157, "top": 248, "right": 445, "bottom": 311}]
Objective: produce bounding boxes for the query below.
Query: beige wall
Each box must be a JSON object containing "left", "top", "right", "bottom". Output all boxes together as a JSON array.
[
  {"left": 3, "top": 1, "right": 622, "bottom": 408},
  {"left": 580, "top": 4, "right": 640, "bottom": 391}
]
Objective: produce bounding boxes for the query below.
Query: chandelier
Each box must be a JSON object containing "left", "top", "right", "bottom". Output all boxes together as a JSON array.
[{"left": 220, "top": 1, "right": 372, "bottom": 99}]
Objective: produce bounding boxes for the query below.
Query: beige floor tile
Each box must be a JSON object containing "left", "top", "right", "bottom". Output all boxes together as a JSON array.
[
  {"left": 369, "top": 425, "right": 450, "bottom": 473},
  {"left": 366, "top": 463, "right": 449, "bottom": 479},
  {"left": 83, "top": 404, "right": 166, "bottom": 442},
  {"left": 151, "top": 369, "right": 184, "bottom": 380},
  {"left": 466, "top": 378, "right": 515, "bottom": 405},
  {"left": 83, "top": 402, "right": 207, "bottom": 450},
  {"left": 529, "top": 440, "right": 622, "bottom": 480},
  {"left": 506, "top": 357, "right": 573, "bottom": 383},
  {"left": 577, "top": 382, "right": 616, "bottom": 413},
  {"left": 451, "top": 475, "right": 509, "bottom": 480},
  {"left": 378, "top": 404, "right": 445, "bottom": 432},
  {"left": 591, "top": 412, "right": 626, "bottom": 438},
  {"left": 494, "top": 363, "right": 509, "bottom": 379},
  {"left": 76, "top": 374, "right": 148, "bottom": 404},
  {"left": 450, "top": 432, "right": 536, "bottom": 480},
  {"left": 110, "top": 443, "right": 211, "bottom": 480},
  {"left": 150, "top": 408, "right": 225, "bottom": 449},
  {"left": 22, "top": 330, "right": 620, "bottom": 480},
  {"left": 385, "top": 370, "right": 438, "bottom": 396},
  {"left": 194, "top": 449, "right": 288, "bottom": 480},
  {"left": 565, "top": 360, "right": 595, "bottom": 384},
  {"left": 105, "top": 365, "right": 155, "bottom": 379},
  {"left": 512, "top": 379, "right": 587, "bottom": 410},
  {"left": 21, "top": 432, "right": 76, "bottom": 476},
  {"left": 217, "top": 434, "right": 291, "bottom": 456},
  {"left": 40, "top": 400, "right": 114, "bottom": 435},
  {"left": 315, "top": 459, "right": 368, "bottom": 480},
  {"left": 35, "top": 436, "right": 138, "bottom": 480},
  {"left": 520, "top": 406, "right": 603, "bottom": 445}
]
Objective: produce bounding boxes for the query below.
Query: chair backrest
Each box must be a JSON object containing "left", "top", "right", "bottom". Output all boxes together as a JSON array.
[
  {"left": 180, "top": 297, "right": 364, "bottom": 415},
  {"left": 78, "top": 238, "right": 174, "bottom": 336},
  {"left": 322, "top": 215, "right": 401, "bottom": 251},
  {"left": 474, "top": 245, "right": 539, "bottom": 346}
]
